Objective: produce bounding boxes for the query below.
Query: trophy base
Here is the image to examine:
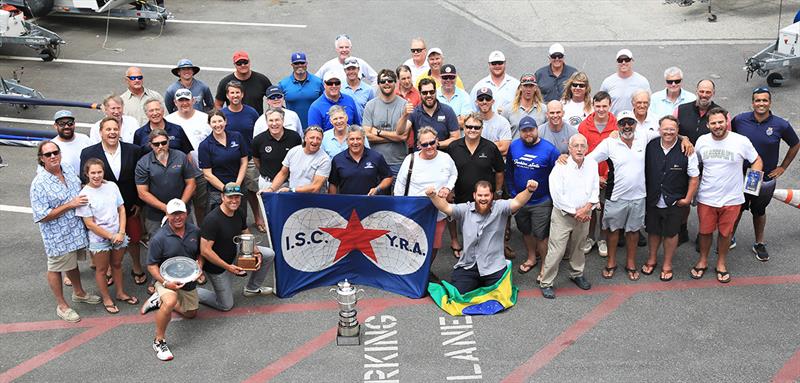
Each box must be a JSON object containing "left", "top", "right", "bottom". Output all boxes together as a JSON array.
[
  {"left": 236, "top": 256, "right": 259, "bottom": 271},
  {"left": 336, "top": 324, "right": 361, "bottom": 346}
]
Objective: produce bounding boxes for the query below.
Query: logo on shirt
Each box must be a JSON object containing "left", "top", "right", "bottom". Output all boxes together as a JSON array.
[
  {"left": 766, "top": 127, "right": 773, "bottom": 136},
  {"left": 478, "top": 153, "right": 487, "bottom": 159},
  {"left": 364, "top": 162, "right": 374, "bottom": 169},
  {"left": 264, "top": 146, "right": 273, "bottom": 153},
  {"left": 437, "top": 115, "right": 446, "bottom": 122},
  {"left": 231, "top": 141, "right": 240, "bottom": 148}
]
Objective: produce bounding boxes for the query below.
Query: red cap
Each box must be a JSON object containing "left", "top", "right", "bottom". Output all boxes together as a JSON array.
[{"left": 233, "top": 51, "right": 249, "bottom": 63}]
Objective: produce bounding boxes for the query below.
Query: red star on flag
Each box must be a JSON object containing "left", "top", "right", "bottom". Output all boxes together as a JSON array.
[{"left": 320, "top": 210, "right": 390, "bottom": 263}]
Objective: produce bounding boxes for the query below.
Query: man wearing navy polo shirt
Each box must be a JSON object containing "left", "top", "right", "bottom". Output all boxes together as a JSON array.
[
  {"left": 278, "top": 52, "right": 324, "bottom": 128},
  {"left": 307, "top": 71, "right": 361, "bottom": 132},
  {"left": 134, "top": 99, "right": 193, "bottom": 155},
  {"left": 328, "top": 125, "right": 393, "bottom": 195},
  {"left": 402, "top": 78, "right": 459, "bottom": 148},
  {"left": 731, "top": 88, "right": 800, "bottom": 261}
]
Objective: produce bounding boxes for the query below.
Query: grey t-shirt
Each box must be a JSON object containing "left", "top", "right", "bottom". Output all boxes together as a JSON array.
[
  {"left": 451, "top": 199, "right": 512, "bottom": 276},
  {"left": 481, "top": 113, "right": 513, "bottom": 142},
  {"left": 362, "top": 96, "right": 409, "bottom": 166},
  {"left": 282, "top": 146, "right": 331, "bottom": 192},
  {"left": 540, "top": 122, "right": 578, "bottom": 154}
]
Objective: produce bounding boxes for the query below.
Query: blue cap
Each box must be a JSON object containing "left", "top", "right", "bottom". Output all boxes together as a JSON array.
[
  {"left": 53, "top": 110, "right": 74, "bottom": 121},
  {"left": 172, "top": 58, "right": 200, "bottom": 76},
  {"left": 519, "top": 116, "right": 537, "bottom": 130},
  {"left": 291, "top": 52, "right": 307, "bottom": 64},
  {"left": 265, "top": 85, "right": 283, "bottom": 98}
]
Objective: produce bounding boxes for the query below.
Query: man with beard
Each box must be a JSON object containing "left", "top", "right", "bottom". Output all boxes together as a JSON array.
[
  {"left": 539, "top": 134, "right": 598, "bottom": 299},
  {"left": 506, "top": 116, "right": 560, "bottom": 281},
  {"left": 121, "top": 66, "right": 163, "bottom": 127},
  {"left": 539, "top": 101, "right": 577, "bottom": 154},
  {"left": 133, "top": 99, "right": 193, "bottom": 155},
  {"left": 403, "top": 78, "right": 459, "bottom": 148},
  {"left": 425, "top": 179, "right": 538, "bottom": 294},
  {"left": 136, "top": 129, "right": 199, "bottom": 238},
  {"left": 470, "top": 50, "right": 520, "bottom": 113},
  {"left": 165, "top": 58, "right": 214, "bottom": 114},
  {"left": 51, "top": 110, "right": 91, "bottom": 175},
  {"left": 278, "top": 52, "right": 324, "bottom": 128},
  {"left": 90, "top": 95, "right": 139, "bottom": 144},
  {"left": 693, "top": 108, "right": 762, "bottom": 283},
  {"left": 534, "top": 43, "right": 578, "bottom": 102},
  {"left": 307, "top": 71, "right": 361, "bottom": 132},
  {"left": 362, "top": 69, "right": 411, "bottom": 176},
  {"left": 214, "top": 51, "right": 272, "bottom": 115}
]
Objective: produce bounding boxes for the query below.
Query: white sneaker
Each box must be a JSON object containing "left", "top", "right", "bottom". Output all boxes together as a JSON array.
[
  {"left": 597, "top": 240, "right": 608, "bottom": 257},
  {"left": 243, "top": 286, "right": 274, "bottom": 297},
  {"left": 582, "top": 238, "right": 595, "bottom": 254},
  {"left": 140, "top": 291, "right": 160, "bottom": 315},
  {"left": 152, "top": 339, "right": 174, "bottom": 361}
]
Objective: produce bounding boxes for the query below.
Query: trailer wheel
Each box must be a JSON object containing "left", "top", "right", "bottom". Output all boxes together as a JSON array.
[{"left": 766, "top": 72, "right": 784, "bottom": 87}]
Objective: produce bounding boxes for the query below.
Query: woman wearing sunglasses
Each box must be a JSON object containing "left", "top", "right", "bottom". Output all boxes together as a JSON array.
[{"left": 561, "top": 72, "right": 593, "bottom": 127}]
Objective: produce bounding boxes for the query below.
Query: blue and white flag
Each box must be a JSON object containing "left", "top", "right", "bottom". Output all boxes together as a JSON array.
[{"left": 262, "top": 193, "right": 438, "bottom": 298}]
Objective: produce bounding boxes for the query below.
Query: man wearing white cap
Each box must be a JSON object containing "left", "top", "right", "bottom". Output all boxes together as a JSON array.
[
  {"left": 470, "top": 50, "right": 520, "bottom": 114},
  {"left": 534, "top": 43, "right": 578, "bottom": 102},
  {"left": 341, "top": 57, "right": 375, "bottom": 117},
  {"left": 165, "top": 59, "right": 214, "bottom": 114},
  {"left": 307, "top": 71, "right": 362, "bottom": 132},
  {"left": 403, "top": 38, "right": 430, "bottom": 83},
  {"left": 600, "top": 49, "right": 651, "bottom": 116},
  {"left": 416, "top": 47, "right": 465, "bottom": 90},
  {"left": 316, "top": 34, "right": 378, "bottom": 84},
  {"left": 51, "top": 110, "right": 91, "bottom": 175}
]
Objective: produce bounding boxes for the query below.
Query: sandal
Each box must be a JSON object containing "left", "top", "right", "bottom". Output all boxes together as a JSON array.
[
  {"left": 715, "top": 268, "right": 731, "bottom": 284},
  {"left": 105, "top": 274, "right": 114, "bottom": 286},
  {"left": 451, "top": 246, "right": 463, "bottom": 258},
  {"left": 147, "top": 283, "right": 156, "bottom": 295},
  {"left": 131, "top": 271, "right": 147, "bottom": 285},
  {"left": 117, "top": 295, "right": 139, "bottom": 305},
  {"left": 104, "top": 303, "right": 119, "bottom": 314},
  {"left": 518, "top": 261, "right": 536, "bottom": 274},
  {"left": 504, "top": 244, "right": 516, "bottom": 259},
  {"left": 690, "top": 266, "right": 707, "bottom": 280},
  {"left": 625, "top": 267, "right": 640, "bottom": 281},
  {"left": 660, "top": 269, "right": 674, "bottom": 282},
  {"left": 641, "top": 262, "right": 657, "bottom": 275},
  {"left": 63, "top": 276, "right": 73, "bottom": 287},
  {"left": 602, "top": 265, "right": 617, "bottom": 279}
]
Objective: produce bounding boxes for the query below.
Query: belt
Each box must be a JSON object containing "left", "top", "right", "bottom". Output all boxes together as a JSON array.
[{"left": 559, "top": 208, "right": 575, "bottom": 217}]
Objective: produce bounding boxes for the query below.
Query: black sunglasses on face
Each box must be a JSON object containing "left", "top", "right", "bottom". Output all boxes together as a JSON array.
[
  {"left": 410, "top": 48, "right": 424, "bottom": 53},
  {"left": 325, "top": 80, "right": 341, "bottom": 86},
  {"left": 150, "top": 140, "right": 169, "bottom": 147},
  {"left": 617, "top": 57, "right": 632, "bottom": 63},
  {"left": 419, "top": 140, "right": 437, "bottom": 148},
  {"left": 41, "top": 150, "right": 60, "bottom": 157},
  {"left": 666, "top": 79, "right": 682, "bottom": 85},
  {"left": 464, "top": 124, "right": 482, "bottom": 130}
]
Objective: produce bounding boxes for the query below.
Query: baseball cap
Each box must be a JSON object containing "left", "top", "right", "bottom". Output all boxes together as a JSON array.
[
  {"left": 223, "top": 182, "right": 244, "bottom": 196},
  {"left": 519, "top": 116, "right": 538, "bottom": 130},
  {"left": 549, "top": 43, "right": 565, "bottom": 56},
  {"left": 343, "top": 57, "right": 359, "bottom": 69},
  {"left": 266, "top": 85, "right": 283, "bottom": 98},
  {"left": 166, "top": 199, "right": 187, "bottom": 214},
  {"left": 175, "top": 88, "right": 193, "bottom": 100},
  {"left": 290, "top": 52, "right": 307, "bottom": 64},
  {"left": 441, "top": 64, "right": 457, "bottom": 75},
  {"left": 427, "top": 47, "right": 443, "bottom": 57},
  {"left": 323, "top": 71, "right": 343, "bottom": 82},
  {"left": 616, "top": 49, "right": 633, "bottom": 60},
  {"left": 233, "top": 50, "right": 250, "bottom": 63},
  {"left": 53, "top": 110, "right": 75, "bottom": 121},
  {"left": 171, "top": 58, "right": 200, "bottom": 77},
  {"left": 488, "top": 50, "right": 506, "bottom": 62},
  {"left": 617, "top": 110, "right": 637, "bottom": 123},
  {"left": 520, "top": 73, "right": 537, "bottom": 85},
  {"left": 476, "top": 87, "right": 493, "bottom": 98}
]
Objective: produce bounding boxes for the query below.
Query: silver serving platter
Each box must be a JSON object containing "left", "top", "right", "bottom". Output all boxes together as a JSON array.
[{"left": 159, "top": 256, "right": 201, "bottom": 284}]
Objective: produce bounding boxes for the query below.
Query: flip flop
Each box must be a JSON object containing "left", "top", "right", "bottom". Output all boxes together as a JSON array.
[
  {"left": 641, "top": 262, "right": 658, "bottom": 275},
  {"left": 451, "top": 246, "right": 462, "bottom": 258},
  {"left": 690, "top": 266, "right": 707, "bottom": 280},
  {"left": 104, "top": 304, "right": 119, "bottom": 314},
  {"left": 106, "top": 275, "right": 114, "bottom": 286},
  {"left": 117, "top": 296, "right": 139, "bottom": 305},
  {"left": 63, "top": 276, "right": 73, "bottom": 287},
  {"left": 518, "top": 261, "right": 537, "bottom": 274},
  {"left": 147, "top": 284, "right": 156, "bottom": 295},
  {"left": 602, "top": 265, "right": 617, "bottom": 279},
  {"left": 131, "top": 271, "right": 147, "bottom": 285},
  {"left": 625, "top": 267, "right": 640, "bottom": 281},
  {"left": 715, "top": 268, "right": 731, "bottom": 283},
  {"left": 660, "top": 269, "right": 674, "bottom": 282}
]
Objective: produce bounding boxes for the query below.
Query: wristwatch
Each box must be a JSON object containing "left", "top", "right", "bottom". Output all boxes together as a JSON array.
[{"left": 377, "top": 129, "right": 383, "bottom": 137}]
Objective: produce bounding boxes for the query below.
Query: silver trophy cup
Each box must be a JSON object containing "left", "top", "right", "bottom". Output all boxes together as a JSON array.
[
  {"left": 330, "top": 279, "right": 365, "bottom": 345},
  {"left": 233, "top": 234, "right": 258, "bottom": 270}
]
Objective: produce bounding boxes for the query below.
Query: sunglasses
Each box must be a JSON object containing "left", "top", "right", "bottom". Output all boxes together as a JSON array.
[
  {"left": 410, "top": 48, "right": 424, "bottom": 53},
  {"left": 126, "top": 75, "right": 144, "bottom": 81},
  {"left": 477, "top": 96, "right": 493, "bottom": 102},
  {"left": 41, "top": 150, "right": 60, "bottom": 158},
  {"left": 226, "top": 185, "right": 242, "bottom": 193},
  {"left": 571, "top": 83, "right": 586, "bottom": 88},
  {"left": 150, "top": 140, "right": 169, "bottom": 147},
  {"left": 550, "top": 53, "right": 564, "bottom": 59},
  {"left": 292, "top": 61, "right": 307, "bottom": 65},
  {"left": 489, "top": 61, "right": 505, "bottom": 66},
  {"left": 420, "top": 90, "right": 436, "bottom": 96},
  {"left": 378, "top": 78, "right": 396, "bottom": 84},
  {"left": 666, "top": 79, "right": 682, "bottom": 85},
  {"left": 335, "top": 33, "right": 351, "bottom": 41},
  {"left": 235, "top": 60, "right": 249, "bottom": 66},
  {"left": 441, "top": 75, "right": 456, "bottom": 81},
  {"left": 325, "top": 80, "right": 341, "bottom": 86},
  {"left": 617, "top": 57, "right": 632, "bottom": 63},
  {"left": 268, "top": 95, "right": 284, "bottom": 100},
  {"left": 753, "top": 86, "right": 770, "bottom": 94},
  {"left": 419, "top": 140, "right": 437, "bottom": 148},
  {"left": 618, "top": 120, "right": 636, "bottom": 127},
  {"left": 464, "top": 124, "right": 482, "bottom": 130},
  {"left": 56, "top": 120, "right": 75, "bottom": 128}
]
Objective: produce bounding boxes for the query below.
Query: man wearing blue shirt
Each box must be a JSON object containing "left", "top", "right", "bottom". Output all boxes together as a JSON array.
[
  {"left": 402, "top": 78, "right": 460, "bottom": 148},
  {"left": 506, "top": 116, "right": 560, "bottom": 279},
  {"left": 341, "top": 57, "right": 375, "bottom": 117},
  {"left": 165, "top": 59, "right": 214, "bottom": 114},
  {"left": 307, "top": 71, "right": 361, "bottom": 131},
  {"left": 134, "top": 99, "right": 194, "bottom": 155},
  {"left": 328, "top": 126, "right": 393, "bottom": 195},
  {"left": 278, "top": 52, "right": 324, "bottom": 128},
  {"left": 731, "top": 88, "right": 800, "bottom": 261}
]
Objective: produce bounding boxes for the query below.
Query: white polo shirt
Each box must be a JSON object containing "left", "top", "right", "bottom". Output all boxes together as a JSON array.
[{"left": 588, "top": 130, "right": 658, "bottom": 201}]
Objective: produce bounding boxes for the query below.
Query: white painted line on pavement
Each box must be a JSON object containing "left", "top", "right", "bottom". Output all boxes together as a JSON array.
[
  {"left": 0, "top": 116, "right": 93, "bottom": 128},
  {"left": 167, "top": 19, "right": 306, "bottom": 28},
  {"left": 0, "top": 205, "right": 32, "bottom": 214},
  {"left": 0, "top": 56, "right": 231, "bottom": 72}
]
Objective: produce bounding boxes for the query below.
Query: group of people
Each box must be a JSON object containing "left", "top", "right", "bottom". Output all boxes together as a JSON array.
[{"left": 30, "top": 36, "right": 798, "bottom": 360}]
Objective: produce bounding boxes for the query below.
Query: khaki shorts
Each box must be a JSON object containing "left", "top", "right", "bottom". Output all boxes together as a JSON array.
[
  {"left": 244, "top": 160, "right": 260, "bottom": 192},
  {"left": 155, "top": 281, "right": 199, "bottom": 312},
  {"left": 47, "top": 248, "right": 87, "bottom": 272}
]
